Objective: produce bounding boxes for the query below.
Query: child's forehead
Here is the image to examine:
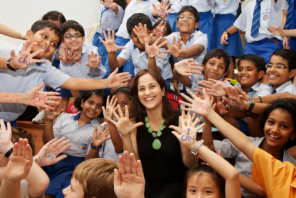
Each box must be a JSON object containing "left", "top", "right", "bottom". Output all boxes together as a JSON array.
[
  {"left": 270, "top": 55, "right": 289, "bottom": 65},
  {"left": 207, "top": 57, "right": 226, "bottom": 64},
  {"left": 35, "top": 27, "right": 61, "bottom": 40},
  {"left": 64, "top": 28, "right": 81, "bottom": 35},
  {"left": 180, "top": 11, "right": 195, "bottom": 16},
  {"left": 238, "top": 60, "right": 256, "bottom": 68}
]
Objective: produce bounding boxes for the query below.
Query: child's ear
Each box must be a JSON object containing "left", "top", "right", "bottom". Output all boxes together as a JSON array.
[
  {"left": 26, "top": 30, "right": 34, "bottom": 40},
  {"left": 257, "top": 70, "right": 265, "bottom": 80},
  {"left": 83, "top": 36, "right": 85, "bottom": 43},
  {"left": 162, "top": 87, "right": 165, "bottom": 97},
  {"left": 81, "top": 99, "right": 84, "bottom": 108},
  {"left": 289, "top": 69, "right": 296, "bottom": 78},
  {"left": 290, "top": 131, "right": 296, "bottom": 141},
  {"left": 194, "top": 22, "right": 199, "bottom": 29}
]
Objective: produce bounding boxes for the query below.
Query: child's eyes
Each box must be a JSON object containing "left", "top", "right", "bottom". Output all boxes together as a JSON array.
[
  {"left": 219, "top": 65, "right": 224, "bottom": 69},
  {"left": 89, "top": 101, "right": 94, "bottom": 105},
  {"left": 281, "top": 125, "right": 288, "bottom": 128},
  {"left": 42, "top": 34, "right": 47, "bottom": 38},
  {"left": 205, "top": 190, "right": 212, "bottom": 194},
  {"left": 189, "top": 189, "right": 196, "bottom": 193},
  {"left": 268, "top": 120, "right": 274, "bottom": 124},
  {"left": 51, "top": 42, "right": 57, "bottom": 47},
  {"left": 96, "top": 104, "right": 102, "bottom": 109}
]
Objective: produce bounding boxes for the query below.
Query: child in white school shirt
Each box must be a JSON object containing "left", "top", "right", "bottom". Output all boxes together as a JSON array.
[
  {"left": 92, "top": 0, "right": 126, "bottom": 67},
  {"left": 104, "top": 0, "right": 172, "bottom": 77},
  {"left": 221, "top": 0, "right": 288, "bottom": 65},
  {"left": 59, "top": 20, "right": 108, "bottom": 105},
  {"left": 0, "top": 20, "right": 131, "bottom": 125},
  {"left": 101, "top": 13, "right": 173, "bottom": 88}
]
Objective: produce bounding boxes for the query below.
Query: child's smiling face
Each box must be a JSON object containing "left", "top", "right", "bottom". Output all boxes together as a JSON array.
[
  {"left": 237, "top": 60, "right": 264, "bottom": 88},
  {"left": 26, "top": 27, "right": 60, "bottom": 58},
  {"left": 176, "top": 11, "right": 198, "bottom": 34},
  {"left": 202, "top": 57, "right": 227, "bottom": 80},
  {"left": 62, "top": 28, "right": 85, "bottom": 51}
]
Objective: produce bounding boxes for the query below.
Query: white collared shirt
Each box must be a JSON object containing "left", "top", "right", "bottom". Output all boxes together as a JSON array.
[
  {"left": 213, "top": 137, "right": 296, "bottom": 198},
  {"left": 116, "top": 0, "right": 161, "bottom": 39},
  {"left": 118, "top": 40, "right": 173, "bottom": 79},
  {"left": 164, "top": 30, "right": 208, "bottom": 66},
  {"left": 235, "top": 82, "right": 273, "bottom": 97},
  {"left": 0, "top": 45, "right": 70, "bottom": 122},
  {"left": 181, "top": 0, "right": 212, "bottom": 12},
  {"left": 96, "top": 4, "right": 124, "bottom": 34},
  {"left": 53, "top": 113, "right": 102, "bottom": 157},
  {"left": 234, "top": 0, "right": 284, "bottom": 43},
  {"left": 214, "top": 0, "right": 240, "bottom": 15},
  {"left": 273, "top": 80, "right": 296, "bottom": 94},
  {"left": 60, "top": 44, "right": 107, "bottom": 79}
]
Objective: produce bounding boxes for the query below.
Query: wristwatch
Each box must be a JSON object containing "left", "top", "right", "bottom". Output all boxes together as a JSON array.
[
  {"left": 245, "top": 99, "right": 255, "bottom": 114},
  {"left": 191, "top": 140, "right": 204, "bottom": 155},
  {"left": 90, "top": 143, "right": 102, "bottom": 150},
  {"left": 5, "top": 148, "right": 13, "bottom": 158},
  {"left": 224, "top": 30, "right": 230, "bottom": 36},
  {"left": 6, "top": 58, "right": 17, "bottom": 72}
]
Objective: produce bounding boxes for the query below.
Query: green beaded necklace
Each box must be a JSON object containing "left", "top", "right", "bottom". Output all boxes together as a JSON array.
[{"left": 144, "top": 117, "right": 165, "bottom": 150}]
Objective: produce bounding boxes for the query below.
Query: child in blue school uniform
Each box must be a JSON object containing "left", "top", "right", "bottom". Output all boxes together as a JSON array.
[
  {"left": 213, "top": 0, "right": 243, "bottom": 79},
  {"left": 0, "top": 20, "right": 131, "bottom": 126},
  {"left": 92, "top": 0, "right": 126, "bottom": 67},
  {"left": 104, "top": 0, "right": 171, "bottom": 77},
  {"left": 42, "top": 90, "right": 111, "bottom": 198},
  {"left": 101, "top": 13, "right": 173, "bottom": 88},
  {"left": 221, "top": 0, "right": 284, "bottom": 65},
  {"left": 181, "top": 0, "right": 215, "bottom": 51},
  {"left": 201, "top": 98, "right": 296, "bottom": 198},
  {"left": 32, "top": 11, "right": 67, "bottom": 124},
  {"left": 58, "top": 20, "right": 109, "bottom": 109}
]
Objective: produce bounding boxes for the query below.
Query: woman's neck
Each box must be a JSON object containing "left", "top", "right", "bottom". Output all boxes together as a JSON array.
[
  {"left": 77, "top": 113, "right": 92, "bottom": 127},
  {"left": 146, "top": 105, "right": 164, "bottom": 130},
  {"left": 260, "top": 139, "right": 283, "bottom": 160}
]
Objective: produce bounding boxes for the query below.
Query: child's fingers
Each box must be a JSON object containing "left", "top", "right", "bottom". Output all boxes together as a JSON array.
[
  {"left": 55, "top": 154, "right": 68, "bottom": 163},
  {"left": 169, "top": 125, "right": 182, "bottom": 134},
  {"left": 136, "top": 160, "right": 144, "bottom": 177},
  {"left": 179, "top": 100, "right": 193, "bottom": 108},
  {"left": 157, "top": 54, "right": 166, "bottom": 59},
  {"left": 123, "top": 151, "right": 131, "bottom": 174},
  {"left": 130, "top": 153, "right": 137, "bottom": 175},
  {"left": 114, "top": 169, "right": 122, "bottom": 186}
]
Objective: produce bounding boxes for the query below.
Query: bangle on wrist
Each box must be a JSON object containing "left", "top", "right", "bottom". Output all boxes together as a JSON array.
[
  {"left": 22, "top": 34, "right": 26, "bottom": 40},
  {"left": 5, "top": 148, "right": 13, "bottom": 158},
  {"left": 90, "top": 143, "right": 102, "bottom": 150},
  {"left": 224, "top": 30, "right": 230, "bottom": 36}
]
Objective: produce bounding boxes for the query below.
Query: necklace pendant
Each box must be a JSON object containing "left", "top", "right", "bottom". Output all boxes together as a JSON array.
[{"left": 152, "top": 139, "right": 161, "bottom": 150}]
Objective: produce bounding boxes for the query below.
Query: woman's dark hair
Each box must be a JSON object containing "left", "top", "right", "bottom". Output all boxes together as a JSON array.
[
  {"left": 129, "top": 69, "right": 177, "bottom": 125},
  {"left": 114, "top": 0, "right": 127, "bottom": 10},
  {"left": 74, "top": 90, "right": 107, "bottom": 118},
  {"left": 113, "top": 86, "right": 131, "bottom": 100},
  {"left": 259, "top": 98, "right": 296, "bottom": 134},
  {"left": 152, "top": 19, "right": 172, "bottom": 36},
  {"left": 183, "top": 165, "right": 225, "bottom": 198},
  {"left": 42, "top": 11, "right": 66, "bottom": 25}
]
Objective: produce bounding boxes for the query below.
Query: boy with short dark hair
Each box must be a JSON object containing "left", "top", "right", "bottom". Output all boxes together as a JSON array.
[
  {"left": 0, "top": 20, "right": 130, "bottom": 125},
  {"left": 101, "top": 13, "right": 173, "bottom": 88},
  {"left": 267, "top": 49, "right": 296, "bottom": 94}
]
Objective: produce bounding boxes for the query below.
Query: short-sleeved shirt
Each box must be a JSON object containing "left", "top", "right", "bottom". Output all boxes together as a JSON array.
[
  {"left": 271, "top": 81, "right": 296, "bottom": 94},
  {"left": 0, "top": 45, "right": 70, "bottom": 122},
  {"left": 164, "top": 31, "right": 208, "bottom": 66},
  {"left": 60, "top": 44, "right": 107, "bottom": 79},
  {"left": 118, "top": 40, "right": 173, "bottom": 80},
  {"left": 214, "top": 0, "right": 240, "bottom": 15},
  {"left": 251, "top": 147, "right": 296, "bottom": 197},
  {"left": 234, "top": 82, "right": 273, "bottom": 98},
  {"left": 53, "top": 113, "right": 102, "bottom": 157},
  {"left": 181, "top": 0, "right": 212, "bottom": 12},
  {"left": 96, "top": 4, "right": 124, "bottom": 33},
  {"left": 116, "top": 0, "right": 161, "bottom": 39},
  {"left": 214, "top": 137, "right": 296, "bottom": 198},
  {"left": 234, "top": 0, "right": 283, "bottom": 43},
  {"left": 21, "top": 180, "right": 44, "bottom": 198},
  {"left": 99, "top": 136, "right": 122, "bottom": 162}
]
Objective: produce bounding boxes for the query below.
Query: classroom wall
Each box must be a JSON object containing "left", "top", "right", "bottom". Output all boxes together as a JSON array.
[{"left": 0, "top": 0, "right": 101, "bottom": 45}]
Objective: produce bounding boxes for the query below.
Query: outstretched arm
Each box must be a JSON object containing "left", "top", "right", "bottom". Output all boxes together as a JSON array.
[
  {"left": 100, "top": 0, "right": 120, "bottom": 14},
  {"left": 0, "top": 23, "right": 26, "bottom": 40}
]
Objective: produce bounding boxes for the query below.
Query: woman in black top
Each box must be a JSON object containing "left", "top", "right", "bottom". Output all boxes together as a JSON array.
[{"left": 107, "top": 69, "right": 199, "bottom": 198}]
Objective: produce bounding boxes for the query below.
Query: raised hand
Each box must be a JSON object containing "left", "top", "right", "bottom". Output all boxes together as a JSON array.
[
  {"left": 222, "top": 86, "right": 248, "bottom": 111},
  {"left": 169, "top": 115, "right": 204, "bottom": 150},
  {"left": 174, "top": 59, "right": 202, "bottom": 76},
  {"left": 220, "top": 31, "right": 229, "bottom": 45},
  {"left": 23, "top": 82, "right": 60, "bottom": 109},
  {"left": 217, "top": 97, "right": 229, "bottom": 115},
  {"left": 106, "top": 68, "right": 131, "bottom": 88},
  {"left": 106, "top": 105, "right": 143, "bottom": 136},
  {"left": 91, "top": 124, "right": 111, "bottom": 147},
  {"left": 0, "top": 120, "right": 14, "bottom": 155},
  {"left": 10, "top": 40, "right": 45, "bottom": 69},
  {"left": 133, "top": 23, "right": 150, "bottom": 45},
  {"left": 59, "top": 48, "right": 81, "bottom": 64},
  {"left": 154, "top": 20, "right": 166, "bottom": 36},
  {"left": 100, "top": 0, "right": 113, "bottom": 8},
  {"left": 86, "top": 51, "right": 101, "bottom": 69},
  {"left": 102, "top": 95, "right": 117, "bottom": 121},
  {"left": 114, "top": 151, "right": 145, "bottom": 198},
  {"left": 45, "top": 102, "right": 63, "bottom": 121},
  {"left": 145, "top": 34, "right": 169, "bottom": 59},
  {"left": 169, "top": 36, "right": 182, "bottom": 58},
  {"left": 152, "top": 0, "right": 174, "bottom": 19},
  {"left": 193, "top": 88, "right": 205, "bottom": 100},
  {"left": 180, "top": 89, "right": 214, "bottom": 117},
  {"left": 3, "top": 139, "right": 33, "bottom": 182},
  {"left": 100, "top": 29, "right": 126, "bottom": 53},
  {"left": 34, "top": 137, "right": 71, "bottom": 167},
  {"left": 198, "top": 79, "right": 227, "bottom": 97},
  {"left": 268, "top": 26, "right": 283, "bottom": 36}
]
